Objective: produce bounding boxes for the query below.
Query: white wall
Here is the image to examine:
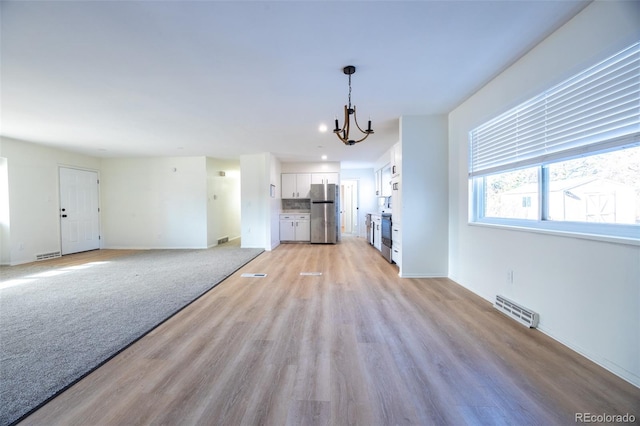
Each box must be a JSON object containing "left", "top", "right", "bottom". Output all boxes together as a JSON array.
[
  {"left": 206, "top": 158, "right": 241, "bottom": 246},
  {"left": 400, "top": 115, "right": 449, "bottom": 277},
  {"left": 100, "top": 157, "right": 208, "bottom": 249},
  {"left": 448, "top": 1, "right": 640, "bottom": 386},
  {"left": 0, "top": 157, "right": 10, "bottom": 265},
  {"left": 0, "top": 139, "right": 248, "bottom": 258},
  {"left": 281, "top": 161, "right": 340, "bottom": 174},
  {"left": 0, "top": 137, "right": 101, "bottom": 265}
]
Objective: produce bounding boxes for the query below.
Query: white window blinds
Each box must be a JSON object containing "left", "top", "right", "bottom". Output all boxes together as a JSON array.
[{"left": 469, "top": 42, "right": 640, "bottom": 177}]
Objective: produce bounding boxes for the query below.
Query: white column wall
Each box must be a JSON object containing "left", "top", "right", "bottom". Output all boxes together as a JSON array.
[
  {"left": 400, "top": 115, "right": 449, "bottom": 277},
  {"left": 240, "top": 152, "right": 280, "bottom": 250}
]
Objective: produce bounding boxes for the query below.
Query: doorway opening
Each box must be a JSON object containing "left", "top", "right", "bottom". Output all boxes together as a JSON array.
[{"left": 340, "top": 179, "right": 359, "bottom": 236}]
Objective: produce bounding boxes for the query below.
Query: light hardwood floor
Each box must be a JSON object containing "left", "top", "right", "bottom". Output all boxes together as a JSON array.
[{"left": 20, "top": 237, "right": 639, "bottom": 425}]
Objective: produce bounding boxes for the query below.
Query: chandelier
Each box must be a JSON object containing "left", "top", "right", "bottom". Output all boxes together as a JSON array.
[{"left": 333, "top": 65, "right": 374, "bottom": 145}]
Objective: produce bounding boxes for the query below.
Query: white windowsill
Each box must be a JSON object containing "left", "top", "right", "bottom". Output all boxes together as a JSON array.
[{"left": 468, "top": 220, "right": 640, "bottom": 247}]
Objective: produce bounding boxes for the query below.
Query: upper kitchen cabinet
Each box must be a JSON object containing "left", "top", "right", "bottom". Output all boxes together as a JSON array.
[
  {"left": 391, "top": 141, "right": 402, "bottom": 177},
  {"left": 282, "top": 173, "right": 311, "bottom": 199},
  {"left": 376, "top": 165, "right": 392, "bottom": 196},
  {"left": 311, "top": 173, "right": 339, "bottom": 185}
]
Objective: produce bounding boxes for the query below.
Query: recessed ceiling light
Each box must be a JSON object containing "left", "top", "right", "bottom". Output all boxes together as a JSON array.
[
  {"left": 321, "top": 155, "right": 328, "bottom": 160},
  {"left": 318, "top": 124, "right": 328, "bottom": 133}
]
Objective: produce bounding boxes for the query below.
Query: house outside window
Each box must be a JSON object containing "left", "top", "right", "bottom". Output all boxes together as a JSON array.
[{"left": 469, "top": 43, "right": 640, "bottom": 241}]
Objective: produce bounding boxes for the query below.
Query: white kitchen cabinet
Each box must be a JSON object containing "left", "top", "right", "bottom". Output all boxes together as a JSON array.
[
  {"left": 281, "top": 173, "right": 311, "bottom": 199},
  {"left": 392, "top": 223, "right": 401, "bottom": 267},
  {"left": 295, "top": 215, "right": 310, "bottom": 241},
  {"left": 391, "top": 141, "right": 402, "bottom": 177},
  {"left": 391, "top": 176, "right": 401, "bottom": 225},
  {"left": 381, "top": 165, "right": 392, "bottom": 196},
  {"left": 279, "top": 214, "right": 310, "bottom": 242},
  {"left": 279, "top": 217, "right": 296, "bottom": 241},
  {"left": 281, "top": 174, "right": 296, "bottom": 198},
  {"left": 311, "top": 173, "right": 339, "bottom": 185},
  {"left": 392, "top": 245, "right": 402, "bottom": 265},
  {"left": 375, "top": 166, "right": 392, "bottom": 196}
]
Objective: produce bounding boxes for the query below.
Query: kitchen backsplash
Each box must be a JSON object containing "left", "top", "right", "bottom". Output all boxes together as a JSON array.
[{"left": 282, "top": 199, "right": 311, "bottom": 211}]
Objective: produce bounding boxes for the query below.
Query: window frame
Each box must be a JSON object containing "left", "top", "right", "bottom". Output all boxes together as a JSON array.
[{"left": 469, "top": 147, "right": 640, "bottom": 244}]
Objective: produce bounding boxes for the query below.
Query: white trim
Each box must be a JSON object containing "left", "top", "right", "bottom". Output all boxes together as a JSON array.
[
  {"left": 398, "top": 272, "right": 449, "bottom": 278},
  {"left": 537, "top": 326, "right": 640, "bottom": 388}
]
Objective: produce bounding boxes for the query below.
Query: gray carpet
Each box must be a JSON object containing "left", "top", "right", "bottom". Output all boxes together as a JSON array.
[{"left": 0, "top": 242, "right": 263, "bottom": 426}]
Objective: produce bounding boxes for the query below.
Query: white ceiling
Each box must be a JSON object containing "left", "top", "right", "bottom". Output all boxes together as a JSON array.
[{"left": 1, "top": 0, "right": 590, "bottom": 168}]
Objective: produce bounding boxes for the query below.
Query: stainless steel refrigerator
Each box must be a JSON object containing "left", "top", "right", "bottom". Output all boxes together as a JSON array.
[{"left": 310, "top": 183, "right": 339, "bottom": 244}]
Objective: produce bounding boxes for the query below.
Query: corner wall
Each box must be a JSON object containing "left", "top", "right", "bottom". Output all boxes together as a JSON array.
[
  {"left": 240, "top": 152, "right": 281, "bottom": 250},
  {"left": 0, "top": 137, "right": 100, "bottom": 265},
  {"left": 448, "top": 1, "right": 640, "bottom": 386},
  {"left": 100, "top": 157, "right": 208, "bottom": 249}
]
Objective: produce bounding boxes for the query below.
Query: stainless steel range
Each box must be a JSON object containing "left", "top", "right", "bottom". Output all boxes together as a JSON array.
[{"left": 381, "top": 213, "right": 392, "bottom": 263}]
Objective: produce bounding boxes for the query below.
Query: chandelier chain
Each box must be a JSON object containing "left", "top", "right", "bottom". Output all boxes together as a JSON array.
[{"left": 348, "top": 73, "right": 352, "bottom": 109}]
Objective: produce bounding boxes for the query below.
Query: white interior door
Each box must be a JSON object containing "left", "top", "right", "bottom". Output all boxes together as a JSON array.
[{"left": 59, "top": 167, "right": 100, "bottom": 255}]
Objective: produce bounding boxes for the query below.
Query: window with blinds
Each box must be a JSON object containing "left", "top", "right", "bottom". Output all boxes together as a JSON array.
[
  {"left": 470, "top": 42, "right": 640, "bottom": 177},
  {"left": 468, "top": 42, "right": 640, "bottom": 241}
]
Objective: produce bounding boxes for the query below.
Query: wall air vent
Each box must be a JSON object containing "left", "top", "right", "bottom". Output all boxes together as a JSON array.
[
  {"left": 494, "top": 295, "right": 539, "bottom": 328},
  {"left": 36, "top": 251, "right": 61, "bottom": 261},
  {"left": 218, "top": 236, "right": 229, "bottom": 244}
]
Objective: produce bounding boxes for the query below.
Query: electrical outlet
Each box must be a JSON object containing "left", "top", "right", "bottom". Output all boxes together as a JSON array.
[{"left": 507, "top": 269, "right": 514, "bottom": 285}]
